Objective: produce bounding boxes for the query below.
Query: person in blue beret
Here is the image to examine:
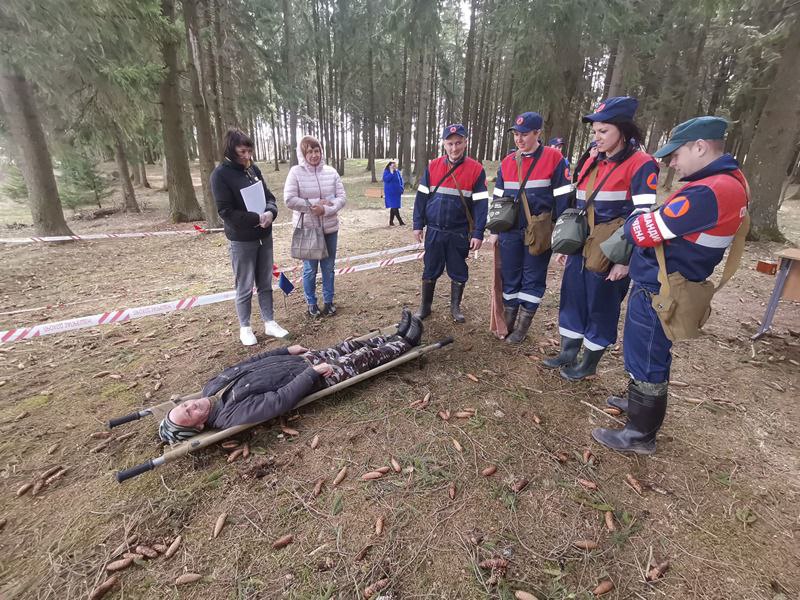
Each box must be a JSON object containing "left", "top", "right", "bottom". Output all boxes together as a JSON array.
[
  {"left": 488, "top": 112, "right": 572, "bottom": 343},
  {"left": 545, "top": 96, "right": 659, "bottom": 380},
  {"left": 592, "top": 116, "right": 749, "bottom": 455},
  {"left": 548, "top": 137, "right": 569, "bottom": 167},
  {"left": 412, "top": 123, "right": 489, "bottom": 323}
]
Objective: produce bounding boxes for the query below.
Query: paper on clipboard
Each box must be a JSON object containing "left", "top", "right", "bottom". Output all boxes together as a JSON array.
[{"left": 240, "top": 181, "right": 267, "bottom": 213}]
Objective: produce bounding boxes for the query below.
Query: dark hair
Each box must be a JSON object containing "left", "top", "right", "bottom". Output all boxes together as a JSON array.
[
  {"left": 612, "top": 120, "right": 644, "bottom": 148},
  {"left": 384, "top": 161, "right": 396, "bottom": 171},
  {"left": 222, "top": 128, "right": 254, "bottom": 161}
]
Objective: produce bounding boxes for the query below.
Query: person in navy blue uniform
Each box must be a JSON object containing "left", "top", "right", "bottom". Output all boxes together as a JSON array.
[
  {"left": 545, "top": 97, "right": 659, "bottom": 379},
  {"left": 592, "top": 116, "right": 749, "bottom": 454},
  {"left": 488, "top": 112, "right": 571, "bottom": 343},
  {"left": 413, "top": 124, "right": 489, "bottom": 323},
  {"left": 548, "top": 137, "right": 569, "bottom": 167}
]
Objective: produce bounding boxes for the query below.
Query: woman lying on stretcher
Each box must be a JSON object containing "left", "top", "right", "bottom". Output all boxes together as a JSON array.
[{"left": 158, "top": 310, "right": 423, "bottom": 444}]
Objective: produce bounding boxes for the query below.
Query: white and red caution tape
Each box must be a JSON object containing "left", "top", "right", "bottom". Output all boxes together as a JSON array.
[
  {"left": 0, "top": 250, "right": 426, "bottom": 344},
  {"left": 0, "top": 225, "right": 223, "bottom": 244},
  {"left": 278, "top": 242, "right": 423, "bottom": 275}
]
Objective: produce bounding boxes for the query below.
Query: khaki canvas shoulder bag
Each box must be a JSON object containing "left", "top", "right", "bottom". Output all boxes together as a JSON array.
[
  {"left": 515, "top": 153, "right": 553, "bottom": 256},
  {"left": 582, "top": 165, "right": 625, "bottom": 273},
  {"left": 651, "top": 207, "right": 750, "bottom": 342}
]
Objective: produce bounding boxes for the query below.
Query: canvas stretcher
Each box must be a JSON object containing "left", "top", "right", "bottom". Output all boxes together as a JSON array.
[{"left": 111, "top": 325, "right": 452, "bottom": 482}]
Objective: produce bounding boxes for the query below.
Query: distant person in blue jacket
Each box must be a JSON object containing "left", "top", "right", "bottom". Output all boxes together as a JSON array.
[{"left": 383, "top": 161, "right": 405, "bottom": 226}]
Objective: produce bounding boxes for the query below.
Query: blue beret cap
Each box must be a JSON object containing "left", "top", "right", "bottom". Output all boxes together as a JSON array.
[
  {"left": 583, "top": 96, "right": 639, "bottom": 123},
  {"left": 442, "top": 123, "right": 467, "bottom": 139},
  {"left": 653, "top": 116, "right": 729, "bottom": 159},
  {"left": 548, "top": 137, "right": 565, "bottom": 146},
  {"left": 508, "top": 112, "right": 543, "bottom": 133}
]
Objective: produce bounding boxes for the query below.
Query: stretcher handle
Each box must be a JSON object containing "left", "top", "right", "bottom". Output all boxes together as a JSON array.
[
  {"left": 437, "top": 337, "right": 454, "bottom": 347},
  {"left": 116, "top": 459, "right": 155, "bottom": 482},
  {"left": 107, "top": 411, "right": 147, "bottom": 429}
]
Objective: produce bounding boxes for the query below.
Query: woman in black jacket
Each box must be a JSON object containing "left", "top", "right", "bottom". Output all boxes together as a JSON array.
[{"left": 211, "top": 128, "right": 289, "bottom": 345}]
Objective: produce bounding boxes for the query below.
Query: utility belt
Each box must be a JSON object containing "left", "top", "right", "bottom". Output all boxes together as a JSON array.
[{"left": 427, "top": 224, "right": 470, "bottom": 236}]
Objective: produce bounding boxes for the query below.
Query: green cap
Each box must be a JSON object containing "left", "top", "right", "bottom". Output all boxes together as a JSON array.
[{"left": 653, "top": 116, "right": 728, "bottom": 159}]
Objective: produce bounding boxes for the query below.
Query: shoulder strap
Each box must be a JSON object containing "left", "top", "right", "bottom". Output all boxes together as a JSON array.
[
  {"left": 515, "top": 151, "right": 540, "bottom": 226},
  {"left": 430, "top": 160, "right": 462, "bottom": 196},
  {"left": 716, "top": 171, "right": 751, "bottom": 291},
  {"left": 448, "top": 171, "right": 475, "bottom": 234},
  {"left": 515, "top": 151, "right": 539, "bottom": 201}
]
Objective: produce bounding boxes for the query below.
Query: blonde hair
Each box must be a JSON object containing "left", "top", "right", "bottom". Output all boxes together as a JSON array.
[{"left": 300, "top": 135, "right": 322, "bottom": 158}]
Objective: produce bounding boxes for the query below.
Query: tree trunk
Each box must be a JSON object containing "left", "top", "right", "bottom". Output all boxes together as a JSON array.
[
  {"left": 0, "top": 67, "right": 73, "bottom": 235},
  {"left": 413, "top": 47, "right": 429, "bottom": 183},
  {"left": 132, "top": 162, "right": 142, "bottom": 186},
  {"left": 183, "top": 0, "right": 221, "bottom": 226},
  {"left": 161, "top": 156, "right": 168, "bottom": 191},
  {"left": 139, "top": 159, "right": 151, "bottom": 188},
  {"left": 203, "top": 0, "right": 223, "bottom": 151},
  {"left": 112, "top": 123, "right": 141, "bottom": 213},
  {"left": 159, "top": 0, "right": 203, "bottom": 222},
  {"left": 606, "top": 39, "right": 627, "bottom": 98},
  {"left": 400, "top": 46, "right": 414, "bottom": 184},
  {"left": 366, "top": 4, "right": 377, "bottom": 183},
  {"left": 745, "top": 10, "right": 800, "bottom": 240},
  {"left": 462, "top": 0, "right": 479, "bottom": 128},
  {"left": 214, "top": 0, "right": 238, "bottom": 129}
]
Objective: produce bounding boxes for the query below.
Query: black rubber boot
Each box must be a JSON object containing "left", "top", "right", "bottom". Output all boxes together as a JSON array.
[
  {"left": 450, "top": 281, "right": 466, "bottom": 323},
  {"left": 402, "top": 315, "right": 424, "bottom": 347},
  {"left": 506, "top": 307, "right": 536, "bottom": 344},
  {"left": 560, "top": 348, "right": 605, "bottom": 381},
  {"left": 415, "top": 279, "right": 436, "bottom": 320},
  {"left": 542, "top": 336, "right": 582, "bottom": 369},
  {"left": 592, "top": 382, "right": 668, "bottom": 455},
  {"left": 396, "top": 308, "right": 412, "bottom": 337},
  {"left": 606, "top": 393, "right": 627, "bottom": 413},
  {"left": 503, "top": 305, "right": 519, "bottom": 336}
]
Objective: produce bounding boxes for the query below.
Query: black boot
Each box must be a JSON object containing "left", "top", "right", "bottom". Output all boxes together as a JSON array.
[
  {"left": 396, "top": 308, "right": 412, "bottom": 337},
  {"left": 401, "top": 315, "right": 424, "bottom": 347},
  {"left": 506, "top": 307, "right": 536, "bottom": 344},
  {"left": 415, "top": 279, "right": 436, "bottom": 320},
  {"left": 606, "top": 393, "right": 627, "bottom": 413},
  {"left": 560, "top": 347, "right": 605, "bottom": 381},
  {"left": 450, "top": 281, "right": 466, "bottom": 323},
  {"left": 592, "top": 382, "right": 668, "bottom": 455},
  {"left": 502, "top": 305, "right": 519, "bottom": 336},
  {"left": 542, "top": 336, "right": 582, "bottom": 369}
]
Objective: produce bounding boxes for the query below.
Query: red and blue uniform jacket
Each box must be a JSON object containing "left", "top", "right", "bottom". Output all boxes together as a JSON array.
[
  {"left": 573, "top": 149, "right": 659, "bottom": 222},
  {"left": 625, "top": 154, "right": 749, "bottom": 290},
  {"left": 413, "top": 156, "right": 488, "bottom": 239},
  {"left": 494, "top": 145, "right": 571, "bottom": 228}
]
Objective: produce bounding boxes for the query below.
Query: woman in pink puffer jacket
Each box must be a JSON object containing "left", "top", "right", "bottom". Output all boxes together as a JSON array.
[{"left": 284, "top": 136, "right": 346, "bottom": 317}]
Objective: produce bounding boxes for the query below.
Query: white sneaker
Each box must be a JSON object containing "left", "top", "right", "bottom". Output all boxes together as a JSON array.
[
  {"left": 239, "top": 326, "right": 258, "bottom": 346},
  {"left": 264, "top": 320, "right": 289, "bottom": 338}
]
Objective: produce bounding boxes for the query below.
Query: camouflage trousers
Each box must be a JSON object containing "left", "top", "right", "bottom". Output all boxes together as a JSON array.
[{"left": 304, "top": 336, "right": 410, "bottom": 386}]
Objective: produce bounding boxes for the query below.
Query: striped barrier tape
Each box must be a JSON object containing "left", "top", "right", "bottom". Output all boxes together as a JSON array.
[
  {"left": 0, "top": 222, "right": 291, "bottom": 244},
  {"left": 0, "top": 243, "right": 425, "bottom": 318},
  {"left": 0, "top": 251, "right": 426, "bottom": 344}
]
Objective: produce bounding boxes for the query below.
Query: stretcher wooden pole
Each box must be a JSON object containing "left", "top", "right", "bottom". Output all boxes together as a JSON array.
[{"left": 115, "top": 335, "right": 452, "bottom": 483}]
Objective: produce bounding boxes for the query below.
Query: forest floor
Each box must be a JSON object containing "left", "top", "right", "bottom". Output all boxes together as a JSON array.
[{"left": 0, "top": 160, "right": 799, "bottom": 600}]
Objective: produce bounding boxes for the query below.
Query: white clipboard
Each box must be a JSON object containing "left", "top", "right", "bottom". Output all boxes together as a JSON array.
[{"left": 240, "top": 181, "right": 266, "bottom": 213}]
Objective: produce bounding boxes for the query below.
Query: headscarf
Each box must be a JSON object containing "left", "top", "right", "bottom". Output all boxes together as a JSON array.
[{"left": 158, "top": 414, "right": 202, "bottom": 444}]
